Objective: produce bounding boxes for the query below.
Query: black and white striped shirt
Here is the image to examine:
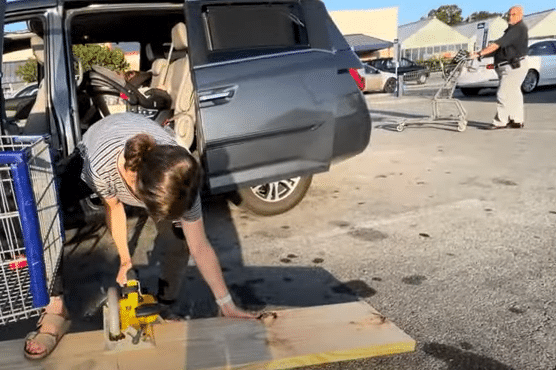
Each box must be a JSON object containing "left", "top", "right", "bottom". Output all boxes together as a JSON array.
[{"left": 78, "top": 113, "right": 202, "bottom": 222}]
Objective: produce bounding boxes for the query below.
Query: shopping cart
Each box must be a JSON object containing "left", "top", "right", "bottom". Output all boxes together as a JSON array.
[
  {"left": 396, "top": 50, "right": 471, "bottom": 132},
  {"left": 0, "top": 136, "right": 64, "bottom": 325}
]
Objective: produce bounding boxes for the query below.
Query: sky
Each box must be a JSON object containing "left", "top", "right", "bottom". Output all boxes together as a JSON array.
[{"left": 323, "top": 0, "right": 555, "bottom": 25}]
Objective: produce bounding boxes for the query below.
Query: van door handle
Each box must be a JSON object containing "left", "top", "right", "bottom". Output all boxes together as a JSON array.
[{"left": 198, "top": 87, "right": 237, "bottom": 103}]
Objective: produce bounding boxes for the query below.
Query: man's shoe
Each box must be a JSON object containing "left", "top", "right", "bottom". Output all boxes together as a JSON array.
[{"left": 508, "top": 121, "right": 524, "bottom": 128}]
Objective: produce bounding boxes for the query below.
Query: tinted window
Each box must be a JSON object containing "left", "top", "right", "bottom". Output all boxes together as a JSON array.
[
  {"left": 203, "top": 3, "right": 309, "bottom": 59},
  {"left": 528, "top": 41, "right": 556, "bottom": 56},
  {"left": 2, "top": 20, "right": 43, "bottom": 98}
]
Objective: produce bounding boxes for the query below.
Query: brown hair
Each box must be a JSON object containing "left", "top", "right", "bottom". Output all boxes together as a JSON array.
[{"left": 124, "top": 133, "right": 202, "bottom": 221}]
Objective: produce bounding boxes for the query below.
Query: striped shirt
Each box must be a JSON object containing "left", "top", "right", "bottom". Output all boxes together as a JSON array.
[{"left": 78, "top": 112, "right": 202, "bottom": 222}]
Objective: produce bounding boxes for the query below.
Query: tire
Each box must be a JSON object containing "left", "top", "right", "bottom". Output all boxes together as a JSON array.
[
  {"left": 237, "top": 175, "right": 312, "bottom": 216},
  {"left": 384, "top": 78, "right": 397, "bottom": 93},
  {"left": 460, "top": 87, "right": 481, "bottom": 96},
  {"left": 521, "top": 69, "right": 538, "bottom": 93},
  {"left": 417, "top": 73, "right": 427, "bottom": 85}
]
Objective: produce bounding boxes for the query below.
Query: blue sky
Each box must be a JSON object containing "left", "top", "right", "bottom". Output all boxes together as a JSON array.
[{"left": 323, "top": 0, "right": 555, "bottom": 25}]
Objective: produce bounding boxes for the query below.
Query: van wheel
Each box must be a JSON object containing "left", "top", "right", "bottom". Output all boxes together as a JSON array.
[{"left": 237, "top": 176, "right": 312, "bottom": 216}]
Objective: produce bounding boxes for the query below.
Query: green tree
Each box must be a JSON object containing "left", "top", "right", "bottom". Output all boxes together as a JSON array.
[
  {"left": 14, "top": 44, "right": 129, "bottom": 83},
  {"left": 428, "top": 5, "right": 463, "bottom": 26},
  {"left": 466, "top": 11, "right": 502, "bottom": 22},
  {"left": 72, "top": 44, "right": 129, "bottom": 72},
  {"left": 16, "top": 58, "right": 38, "bottom": 83}
]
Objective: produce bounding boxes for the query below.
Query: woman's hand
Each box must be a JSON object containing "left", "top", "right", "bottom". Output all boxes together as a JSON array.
[
  {"left": 219, "top": 301, "right": 257, "bottom": 319},
  {"left": 116, "top": 260, "right": 133, "bottom": 286}
]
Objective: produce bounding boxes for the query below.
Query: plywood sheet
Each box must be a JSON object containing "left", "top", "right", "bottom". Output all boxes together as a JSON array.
[{"left": 0, "top": 301, "right": 415, "bottom": 370}]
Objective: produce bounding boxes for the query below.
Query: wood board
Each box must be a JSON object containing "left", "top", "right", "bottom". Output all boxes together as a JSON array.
[{"left": 0, "top": 301, "right": 415, "bottom": 370}]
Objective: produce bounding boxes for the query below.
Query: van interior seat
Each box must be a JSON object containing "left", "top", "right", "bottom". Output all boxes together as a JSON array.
[
  {"left": 164, "top": 22, "right": 196, "bottom": 149},
  {"left": 23, "top": 35, "right": 48, "bottom": 135},
  {"left": 150, "top": 59, "right": 169, "bottom": 90}
]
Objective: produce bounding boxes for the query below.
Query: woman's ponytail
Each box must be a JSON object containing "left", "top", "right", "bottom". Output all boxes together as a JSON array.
[{"left": 124, "top": 133, "right": 156, "bottom": 172}]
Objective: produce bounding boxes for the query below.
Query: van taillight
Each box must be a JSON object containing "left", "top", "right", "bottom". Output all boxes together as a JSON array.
[{"left": 349, "top": 68, "right": 365, "bottom": 91}]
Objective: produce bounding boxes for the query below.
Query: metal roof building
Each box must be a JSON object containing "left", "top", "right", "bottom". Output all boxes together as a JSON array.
[{"left": 523, "top": 9, "right": 556, "bottom": 39}]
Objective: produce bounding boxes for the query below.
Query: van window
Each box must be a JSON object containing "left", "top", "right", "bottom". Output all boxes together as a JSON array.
[
  {"left": 2, "top": 22, "right": 38, "bottom": 98},
  {"left": 2, "top": 17, "right": 49, "bottom": 136},
  {"left": 203, "top": 3, "right": 308, "bottom": 60}
]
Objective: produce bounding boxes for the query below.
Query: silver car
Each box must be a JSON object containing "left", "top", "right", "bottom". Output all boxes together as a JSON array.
[
  {"left": 457, "top": 39, "right": 556, "bottom": 96},
  {"left": 357, "top": 65, "right": 397, "bottom": 94}
]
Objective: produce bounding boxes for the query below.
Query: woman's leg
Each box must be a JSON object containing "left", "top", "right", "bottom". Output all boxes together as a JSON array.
[
  {"left": 24, "top": 259, "right": 70, "bottom": 359},
  {"left": 153, "top": 220, "right": 190, "bottom": 304}
]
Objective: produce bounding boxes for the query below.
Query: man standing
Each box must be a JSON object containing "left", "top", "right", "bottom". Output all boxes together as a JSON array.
[{"left": 471, "top": 5, "right": 528, "bottom": 129}]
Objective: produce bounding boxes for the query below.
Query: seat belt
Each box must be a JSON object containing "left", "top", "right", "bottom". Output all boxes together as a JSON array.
[{"left": 161, "top": 43, "right": 174, "bottom": 86}]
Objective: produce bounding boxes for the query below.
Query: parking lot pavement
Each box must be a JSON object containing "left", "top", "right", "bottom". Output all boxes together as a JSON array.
[
  {"left": 1, "top": 85, "right": 555, "bottom": 370},
  {"left": 232, "top": 87, "right": 556, "bottom": 369}
]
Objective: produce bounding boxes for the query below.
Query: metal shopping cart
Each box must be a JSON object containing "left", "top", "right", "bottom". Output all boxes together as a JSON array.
[
  {"left": 0, "top": 136, "right": 64, "bottom": 325},
  {"left": 396, "top": 50, "right": 471, "bottom": 132}
]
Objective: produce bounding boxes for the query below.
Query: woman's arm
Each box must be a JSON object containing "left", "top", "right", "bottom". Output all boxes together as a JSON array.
[
  {"left": 103, "top": 196, "right": 133, "bottom": 286},
  {"left": 181, "top": 217, "right": 255, "bottom": 319}
]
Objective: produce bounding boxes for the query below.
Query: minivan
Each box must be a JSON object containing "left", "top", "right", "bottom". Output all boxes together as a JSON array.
[{"left": 1, "top": 0, "right": 371, "bottom": 223}]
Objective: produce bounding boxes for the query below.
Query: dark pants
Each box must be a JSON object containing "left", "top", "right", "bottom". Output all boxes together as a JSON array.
[
  {"left": 153, "top": 220, "right": 191, "bottom": 303},
  {"left": 50, "top": 220, "right": 190, "bottom": 304}
]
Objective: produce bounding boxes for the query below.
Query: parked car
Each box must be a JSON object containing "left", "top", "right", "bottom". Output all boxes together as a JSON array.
[
  {"left": 12, "top": 83, "right": 38, "bottom": 98},
  {"left": 457, "top": 39, "right": 556, "bottom": 96},
  {"left": 0, "top": 0, "right": 371, "bottom": 223},
  {"left": 357, "top": 65, "right": 397, "bottom": 93},
  {"left": 368, "top": 57, "right": 430, "bottom": 84}
]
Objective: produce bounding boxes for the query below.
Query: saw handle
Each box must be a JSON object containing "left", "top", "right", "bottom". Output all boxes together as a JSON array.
[
  {"left": 126, "top": 268, "right": 138, "bottom": 281},
  {"left": 135, "top": 303, "right": 161, "bottom": 318}
]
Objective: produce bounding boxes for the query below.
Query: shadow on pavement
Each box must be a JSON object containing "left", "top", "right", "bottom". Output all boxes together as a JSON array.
[
  {"left": 0, "top": 196, "right": 367, "bottom": 342},
  {"left": 456, "top": 85, "right": 556, "bottom": 104},
  {"left": 422, "top": 342, "right": 516, "bottom": 370},
  {"left": 371, "top": 109, "right": 490, "bottom": 132}
]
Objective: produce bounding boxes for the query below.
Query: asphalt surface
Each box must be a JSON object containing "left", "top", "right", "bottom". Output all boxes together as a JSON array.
[{"left": 1, "top": 74, "right": 556, "bottom": 369}]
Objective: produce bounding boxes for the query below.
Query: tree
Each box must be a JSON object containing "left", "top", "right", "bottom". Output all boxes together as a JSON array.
[
  {"left": 72, "top": 44, "right": 129, "bottom": 72},
  {"left": 428, "top": 5, "right": 463, "bottom": 26},
  {"left": 466, "top": 11, "right": 502, "bottom": 22},
  {"left": 16, "top": 58, "right": 38, "bottom": 83},
  {"left": 15, "top": 44, "right": 130, "bottom": 84}
]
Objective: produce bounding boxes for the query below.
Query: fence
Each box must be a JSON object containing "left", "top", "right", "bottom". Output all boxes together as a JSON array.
[{"left": 0, "top": 136, "right": 64, "bottom": 324}]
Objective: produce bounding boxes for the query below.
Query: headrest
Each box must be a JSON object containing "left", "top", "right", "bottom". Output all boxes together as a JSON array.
[
  {"left": 171, "top": 23, "right": 188, "bottom": 51},
  {"left": 30, "top": 35, "right": 44, "bottom": 65},
  {"left": 151, "top": 59, "right": 169, "bottom": 76}
]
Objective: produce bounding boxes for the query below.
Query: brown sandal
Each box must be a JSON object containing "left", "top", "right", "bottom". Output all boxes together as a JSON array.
[{"left": 24, "top": 309, "right": 71, "bottom": 360}]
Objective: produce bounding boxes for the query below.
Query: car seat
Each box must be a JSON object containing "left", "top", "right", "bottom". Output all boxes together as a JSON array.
[{"left": 84, "top": 65, "right": 172, "bottom": 119}]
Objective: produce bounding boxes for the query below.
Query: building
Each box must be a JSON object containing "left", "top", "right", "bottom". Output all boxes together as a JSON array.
[
  {"left": 398, "top": 17, "right": 469, "bottom": 61},
  {"left": 523, "top": 9, "right": 556, "bottom": 40},
  {"left": 342, "top": 34, "right": 393, "bottom": 60},
  {"left": 329, "top": 8, "right": 398, "bottom": 59},
  {"left": 453, "top": 17, "right": 508, "bottom": 51}
]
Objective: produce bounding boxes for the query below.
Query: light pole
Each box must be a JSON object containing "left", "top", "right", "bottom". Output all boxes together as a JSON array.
[{"left": 393, "top": 38, "right": 403, "bottom": 97}]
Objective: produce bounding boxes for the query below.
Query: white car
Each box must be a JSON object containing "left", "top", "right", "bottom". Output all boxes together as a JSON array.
[
  {"left": 457, "top": 39, "right": 556, "bottom": 96},
  {"left": 358, "top": 64, "right": 398, "bottom": 93}
]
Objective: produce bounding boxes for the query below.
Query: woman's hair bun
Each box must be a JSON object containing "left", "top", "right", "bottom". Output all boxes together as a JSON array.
[{"left": 124, "top": 133, "right": 157, "bottom": 172}]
